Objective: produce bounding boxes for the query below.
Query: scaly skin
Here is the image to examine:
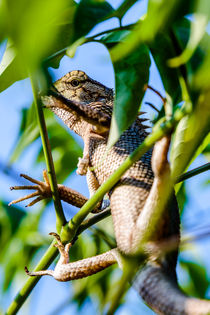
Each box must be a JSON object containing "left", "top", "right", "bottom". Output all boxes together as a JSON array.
[{"left": 10, "top": 71, "right": 210, "bottom": 315}]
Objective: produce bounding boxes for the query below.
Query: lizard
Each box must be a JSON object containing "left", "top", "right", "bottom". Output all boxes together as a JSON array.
[{"left": 10, "top": 70, "right": 210, "bottom": 315}]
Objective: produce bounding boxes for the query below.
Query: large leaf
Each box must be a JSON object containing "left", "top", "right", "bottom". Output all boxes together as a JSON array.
[
  {"left": 73, "top": 0, "right": 114, "bottom": 39},
  {"left": 0, "top": 0, "right": 77, "bottom": 92},
  {"left": 101, "top": 30, "right": 151, "bottom": 146}
]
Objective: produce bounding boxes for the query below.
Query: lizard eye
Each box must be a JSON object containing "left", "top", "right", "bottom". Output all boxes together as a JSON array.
[{"left": 70, "top": 79, "right": 80, "bottom": 87}]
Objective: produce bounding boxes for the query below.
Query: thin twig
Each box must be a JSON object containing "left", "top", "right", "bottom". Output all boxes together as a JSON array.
[
  {"left": 176, "top": 163, "right": 210, "bottom": 183},
  {"left": 144, "top": 84, "right": 166, "bottom": 104}
]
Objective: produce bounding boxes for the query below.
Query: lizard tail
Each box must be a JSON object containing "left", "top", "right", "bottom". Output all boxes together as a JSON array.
[{"left": 134, "top": 263, "right": 210, "bottom": 315}]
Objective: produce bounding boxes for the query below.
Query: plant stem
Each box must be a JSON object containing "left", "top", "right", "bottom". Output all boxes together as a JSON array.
[
  {"left": 45, "top": 23, "right": 135, "bottom": 63},
  {"left": 29, "top": 72, "right": 66, "bottom": 231},
  {"left": 177, "top": 162, "right": 210, "bottom": 183}
]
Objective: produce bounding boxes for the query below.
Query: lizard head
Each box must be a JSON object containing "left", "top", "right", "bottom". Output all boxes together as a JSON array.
[
  {"left": 42, "top": 70, "right": 113, "bottom": 135},
  {"left": 53, "top": 70, "right": 113, "bottom": 104}
]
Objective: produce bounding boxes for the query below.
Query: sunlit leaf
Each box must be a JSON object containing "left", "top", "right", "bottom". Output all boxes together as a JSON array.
[{"left": 0, "top": 0, "right": 77, "bottom": 91}]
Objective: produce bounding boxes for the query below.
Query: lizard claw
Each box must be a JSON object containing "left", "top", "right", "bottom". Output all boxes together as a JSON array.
[{"left": 9, "top": 170, "right": 52, "bottom": 207}]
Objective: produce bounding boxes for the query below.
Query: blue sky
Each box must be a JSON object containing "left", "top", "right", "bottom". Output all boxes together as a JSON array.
[{"left": 0, "top": 0, "right": 210, "bottom": 314}]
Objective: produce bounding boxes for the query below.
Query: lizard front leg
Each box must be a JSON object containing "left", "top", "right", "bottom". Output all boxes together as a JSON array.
[
  {"left": 25, "top": 232, "right": 120, "bottom": 281},
  {"left": 76, "top": 128, "right": 92, "bottom": 176},
  {"left": 9, "top": 170, "right": 96, "bottom": 210}
]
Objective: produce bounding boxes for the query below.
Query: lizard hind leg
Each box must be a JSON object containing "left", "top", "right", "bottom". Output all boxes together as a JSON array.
[{"left": 25, "top": 232, "right": 72, "bottom": 279}]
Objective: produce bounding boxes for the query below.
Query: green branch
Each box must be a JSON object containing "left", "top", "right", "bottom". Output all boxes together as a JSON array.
[
  {"left": 29, "top": 72, "right": 66, "bottom": 231},
  {"left": 177, "top": 162, "right": 210, "bottom": 183}
]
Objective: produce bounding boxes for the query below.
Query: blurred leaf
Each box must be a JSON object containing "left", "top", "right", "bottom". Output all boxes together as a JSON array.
[
  {"left": 110, "top": 0, "right": 193, "bottom": 62},
  {"left": 101, "top": 30, "right": 150, "bottom": 146},
  {"left": 0, "top": 0, "right": 77, "bottom": 91},
  {"left": 180, "top": 260, "right": 209, "bottom": 298},
  {"left": 0, "top": 201, "right": 26, "bottom": 255},
  {"left": 172, "top": 17, "right": 209, "bottom": 87},
  {"left": 114, "top": 0, "right": 139, "bottom": 20},
  {"left": 10, "top": 103, "right": 82, "bottom": 183},
  {"left": 202, "top": 143, "right": 210, "bottom": 161},
  {"left": 169, "top": 14, "right": 208, "bottom": 68},
  {"left": 36, "top": 114, "right": 82, "bottom": 183},
  {"left": 6, "top": 0, "right": 74, "bottom": 68},
  {"left": 170, "top": 92, "right": 210, "bottom": 182},
  {"left": 73, "top": 0, "right": 114, "bottom": 39},
  {"left": 149, "top": 32, "right": 181, "bottom": 104},
  {"left": 0, "top": 201, "right": 46, "bottom": 291},
  {"left": 0, "top": 1, "right": 6, "bottom": 42},
  {"left": 0, "top": 41, "right": 25, "bottom": 92},
  {"left": 176, "top": 183, "right": 187, "bottom": 216},
  {"left": 192, "top": 32, "right": 210, "bottom": 89}
]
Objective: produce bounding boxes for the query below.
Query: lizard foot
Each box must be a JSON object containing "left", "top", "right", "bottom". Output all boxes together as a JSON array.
[
  {"left": 76, "top": 157, "right": 89, "bottom": 175},
  {"left": 25, "top": 232, "right": 72, "bottom": 278},
  {"left": 9, "top": 170, "right": 52, "bottom": 207},
  {"left": 50, "top": 232, "right": 72, "bottom": 262}
]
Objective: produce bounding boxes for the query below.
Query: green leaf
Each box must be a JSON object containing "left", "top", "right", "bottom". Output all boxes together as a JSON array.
[
  {"left": 0, "top": 0, "right": 77, "bottom": 91},
  {"left": 0, "top": 1, "right": 6, "bottom": 42},
  {"left": 149, "top": 32, "right": 181, "bottom": 104},
  {"left": 110, "top": 0, "right": 192, "bottom": 62},
  {"left": 180, "top": 260, "right": 209, "bottom": 298},
  {"left": 169, "top": 14, "right": 208, "bottom": 68},
  {"left": 170, "top": 90, "right": 210, "bottom": 183},
  {"left": 7, "top": 0, "right": 74, "bottom": 67},
  {"left": 114, "top": 0, "right": 139, "bottom": 20},
  {"left": 176, "top": 183, "right": 187, "bottom": 216},
  {"left": 0, "top": 41, "right": 26, "bottom": 92},
  {"left": 101, "top": 30, "right": 151, "bottom": 146},
  {"left": 172, "top": 17, "right": 208, "bottom": 83},
  {"left": 73, "top": 0, "right": 114, "bottom": 39}
]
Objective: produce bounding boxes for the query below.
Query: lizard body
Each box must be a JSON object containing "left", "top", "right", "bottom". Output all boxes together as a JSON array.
[{"left": 10, "top": 70, "right": 210, "bottom": 315}]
